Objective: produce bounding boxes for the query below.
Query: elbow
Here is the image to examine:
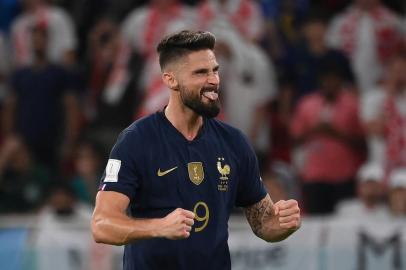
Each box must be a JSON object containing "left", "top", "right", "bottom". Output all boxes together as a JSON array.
[
  {"left": 91, "top": 216, "right": 105, "bottom": 244},
  {"left": 91, "top": 214, "right": 126, "bottom": 246},
  {"left": 91, "top": 214, "right": 116, "bottom": 244}
]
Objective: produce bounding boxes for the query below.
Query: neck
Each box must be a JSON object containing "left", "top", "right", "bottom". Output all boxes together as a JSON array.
[
  {"left": 165, "top": 95, "right": 203, "bottom": 141},
  {"left": 34, "top": 55, "right": 48, "bottom": 68},
  {"left": 308, "top": 41, "right": 326, "bottom": 55}
]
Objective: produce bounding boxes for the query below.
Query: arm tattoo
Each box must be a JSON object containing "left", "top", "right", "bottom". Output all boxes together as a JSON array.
[{"left": 244, "top": 194, "right": 273, "bottom": 238}]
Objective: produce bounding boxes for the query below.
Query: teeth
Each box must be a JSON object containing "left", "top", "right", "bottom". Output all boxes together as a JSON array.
[{"left": 203, "top": 91, "right": 218, "bottom": 101}]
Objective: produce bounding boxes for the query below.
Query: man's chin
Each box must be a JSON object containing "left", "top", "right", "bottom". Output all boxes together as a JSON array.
[{"left": 199, "top": 105, "right": 220, "bottom": 118}]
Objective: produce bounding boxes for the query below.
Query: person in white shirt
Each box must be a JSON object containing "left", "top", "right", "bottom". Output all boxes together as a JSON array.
[
  {"left": 195, "top": 0, "right": 265, "bottom": 42},
  {"left": 10, "top": 0, "right": 77, "bottom": 67},
  {"left": 360, "top": 54, "right": 406, "bottom": 169},
  {"left": 336, "top": 162, "right": 389, "bottom": 219},
  {"left": 209, "top": 25, "right": 277, "bottom": 153},
  {"left": 388, "top": 168, "right": 406, "bottom": 217},
  {"left": 120, "top": 0, "right": 195, "bottom": 118},
  {"left": 327, "top": 0, "right": 404, "bottom": 93}
]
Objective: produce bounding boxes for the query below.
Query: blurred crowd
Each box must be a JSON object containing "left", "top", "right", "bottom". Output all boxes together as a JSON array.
[{"left": 0, "top": 0, "right": 405, "bottom": 220}]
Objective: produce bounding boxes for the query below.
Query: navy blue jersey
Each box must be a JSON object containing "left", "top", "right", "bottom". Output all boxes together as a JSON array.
[{"left": 100, "top": 111, "right": 267, "bottom": 270}]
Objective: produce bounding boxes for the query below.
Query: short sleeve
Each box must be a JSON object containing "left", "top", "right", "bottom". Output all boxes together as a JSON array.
[
  {"left": 99, "top": 130, "right": 140, "bottom": 201},
  {"left": 235, "top": 134, "right": 267, "bottom": 207}
]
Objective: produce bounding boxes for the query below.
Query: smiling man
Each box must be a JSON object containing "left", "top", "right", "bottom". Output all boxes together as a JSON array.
[{"left": 91, "top": 30, "right": 301, "bottom": 270}]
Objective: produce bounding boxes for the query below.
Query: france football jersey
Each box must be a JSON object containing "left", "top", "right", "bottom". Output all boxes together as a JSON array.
[{"left": 100, "top": 110, "right": 267, "bottom": 270}]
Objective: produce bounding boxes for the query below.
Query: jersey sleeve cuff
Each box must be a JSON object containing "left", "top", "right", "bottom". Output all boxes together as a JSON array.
[{"left": 99, "top": 183, "right": 135, "bottom": 202}]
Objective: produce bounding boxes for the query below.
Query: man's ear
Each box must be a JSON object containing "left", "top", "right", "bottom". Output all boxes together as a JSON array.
[{"left": 162, "top": 72, "right": 179, "bottom": 91}]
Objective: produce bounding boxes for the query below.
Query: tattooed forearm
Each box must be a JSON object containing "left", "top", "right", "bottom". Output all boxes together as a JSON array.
[{"left": 244, "top": 194, "right": 273, "bottom": 238}]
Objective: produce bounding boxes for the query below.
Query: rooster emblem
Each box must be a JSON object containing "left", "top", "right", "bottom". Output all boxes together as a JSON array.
[{"left": 217, "top": 157, "right": 230, "bottom": 180}]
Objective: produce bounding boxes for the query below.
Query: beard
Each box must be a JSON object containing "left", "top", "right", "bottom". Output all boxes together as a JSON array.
[{"left": 179, "top": 85, "right": 221, "bottom": 118}]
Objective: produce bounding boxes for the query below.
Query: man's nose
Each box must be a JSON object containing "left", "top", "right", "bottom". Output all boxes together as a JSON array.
[{"left": 208, "top": 73, "right": 220, "bottom": 85}]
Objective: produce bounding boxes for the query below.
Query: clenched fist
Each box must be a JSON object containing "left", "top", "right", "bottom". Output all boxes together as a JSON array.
[
  {"left": 271, "top": 199, "right": 301, "bottom": 231},
  {"left": 161, "top": 208, "right": 195, "bottom": 240}
]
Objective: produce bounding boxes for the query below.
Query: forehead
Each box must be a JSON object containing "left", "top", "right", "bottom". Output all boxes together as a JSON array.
[{"left": 183, "top": 49, "right": 217, "bottom": 69}]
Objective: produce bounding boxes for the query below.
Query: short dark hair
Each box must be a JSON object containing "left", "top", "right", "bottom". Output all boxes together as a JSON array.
[{"left": 157, "top": 30, "right": 216, "bottom": 70}]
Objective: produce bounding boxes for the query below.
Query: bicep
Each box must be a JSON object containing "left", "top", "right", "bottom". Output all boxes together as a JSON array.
[{"left": 93, "top": 191, "right": 130, "bottom": 218}]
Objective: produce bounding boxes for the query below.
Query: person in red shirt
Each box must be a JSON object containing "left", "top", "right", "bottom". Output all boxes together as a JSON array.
[{"left": 290, "top": 56, "right": 366, "bottom": 214}]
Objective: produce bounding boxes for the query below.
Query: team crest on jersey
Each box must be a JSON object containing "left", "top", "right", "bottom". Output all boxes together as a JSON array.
[
  {"left": 217, "top": 157, "right": 230, "bottom": 191},
  {"left": 188, "top": 162, "right": 204, "bottom": 185}
]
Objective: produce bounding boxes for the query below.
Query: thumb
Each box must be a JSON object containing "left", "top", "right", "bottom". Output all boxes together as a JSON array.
[{"left": 271, "top": 203, "right": 279, "bottom": 216}]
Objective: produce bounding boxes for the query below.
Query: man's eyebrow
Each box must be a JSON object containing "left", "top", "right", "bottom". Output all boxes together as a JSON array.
[
  {"left": 192, "top": 68, "right": 209, "bottom": 74},
  {"left": 192, "top": 65, "right": 220, "bottom": 74}
]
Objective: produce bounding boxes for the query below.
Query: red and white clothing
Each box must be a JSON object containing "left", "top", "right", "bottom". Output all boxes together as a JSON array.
[
  {"left": 11, "top": 4, "right": 77, "bottom": 67},
  {"left": 121, "top": 3, "right": 195, "bottom": 118},
  {"left": 361, "top": 87, "right": 406, "bottom": 172},
  {"left": 327, "top": 5, "right": 404, "bottom": 93},
  {"left": 196, "top": 0, "right": 264, "bottom": 41},
  {"left": 121, "top": 3, "right": 195, "bottom": 59},
  {"left": 291, "top": 91, "right": 364, "bottom": 183}
]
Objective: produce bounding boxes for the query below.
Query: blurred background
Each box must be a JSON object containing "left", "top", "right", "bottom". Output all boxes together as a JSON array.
[{"left": 0, "top": 0, "right": 405, "bottom": 269}]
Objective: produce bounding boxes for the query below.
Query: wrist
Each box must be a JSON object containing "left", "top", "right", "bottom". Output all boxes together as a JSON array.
[{"left": 151, "top": 218, "right": 166, "bottom": 238}]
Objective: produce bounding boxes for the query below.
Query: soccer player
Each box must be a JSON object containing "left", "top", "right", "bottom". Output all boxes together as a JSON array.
[{"left": 91, "top": 30, "right": 301, "bottom": 270}]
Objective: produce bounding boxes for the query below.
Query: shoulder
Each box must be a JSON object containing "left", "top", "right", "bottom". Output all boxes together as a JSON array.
[
  {"left": 11, "top": 13, "right": 29, "bottom": 33},
  {"left": 118, "top": 113, "right": 161, "bottom": 142},
  {"left": 208, "top": 118, "right": 254, "bottom": 153},
  {"left": 122, "top": 6, "right": 148, "bottom": 28},
  {"left": 47, "top": 6, "right": 74, "bottom": 22},
  {"left": 329, "top": 6, "right": 354, "bottom": 25},
  {"left": 297, "top": 93, "right": 321, "bottom": 107},
  {"left": 208, "top": 118, "right": 245, "bottom": 138}
]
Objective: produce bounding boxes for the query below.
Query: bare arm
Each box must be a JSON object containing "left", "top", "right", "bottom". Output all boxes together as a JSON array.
[
  {"left": 91, "top": 191, "right": 195, "bottom": 245},
  {"left": 244, "top": 194, "right": 301, "bottom": 242}
]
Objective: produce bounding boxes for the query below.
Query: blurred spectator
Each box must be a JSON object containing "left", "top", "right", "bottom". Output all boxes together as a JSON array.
[
  {"left": 3, "top": 24, "right": 81, "bottom": 169},
  {"left": 260, "top": 0, "right": 309, "bottom": 62},
  {"left": 250, "top": 76, "right": 301, "bottom": 203},
  {"left": 10, "top": 0, "right": 77, "bottom": 67},
  {"left": 281, "top": 10, "right": 354, "bottom": 101},
  {"left": 326, "top": 0, "right": 404, "bottom": 93},
  {"left": 252, "top": 77, "right": 295, "bottom": 166},
  {"left": 388, "top": 168, "right": 406, "bottom": 216},
  {"left": 336, "top": 162, "right": 389, "bottom": 218},
  {"left": 38, "top": 183, "right": 92, "bottom": 219},
  {"left": 70, "top": 140, "right": 103, "bottom": 205},
  {"left": 261, "top": 173, "right": 288, "bottom": 203},
  {"left": 360, "top": 54, "right": 406, "bottom": 168},
  {"left": 290, "top": 57, "right": 366, "bottom": 215},
  {"left": 0, "top": 136, "right": 51, "bottom": 214},
  {"left": 121, "top": 0, "right": 194, "bottom": 118},
  {"left": 210, "top": 26, "right": 277, "bottom": 155},
  {"left": 83, "top": 17, "right": 139, "bottom": 150},
  {"left": 0, "top": 31, "right": 11, "bottom": 104},
  {"left": 35, "top": 183, "right": 95, "bottom": 270},
  {"left": 196, "top": 0, "right": 265, "bottom": 42},
  {"left": 121, "top": 0, "right": 194, "bottom": 58}
]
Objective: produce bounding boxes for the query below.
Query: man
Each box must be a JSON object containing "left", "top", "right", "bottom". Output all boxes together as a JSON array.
[
  {"left": 326, "top": 0, "right": 404, "bottom": 93},
  {"left": 360, "top": 54, "right": 406, "bottom": 169},
  {"left": 290, "top": 56, "right": 365, "bottom": 214},
  {"left": 11, "top": 0, "right": 77, "bottom": 67},
  {"left": 91, "top": 30, "right": 300, "bottom": 270},
  {"left": 4, "top": 23, "right": 80, "bottom": 169}
]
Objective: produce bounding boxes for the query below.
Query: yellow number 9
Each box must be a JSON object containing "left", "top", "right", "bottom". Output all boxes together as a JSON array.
[{"left": 193, "top": 201, "right": 209, "bottom": 232}]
